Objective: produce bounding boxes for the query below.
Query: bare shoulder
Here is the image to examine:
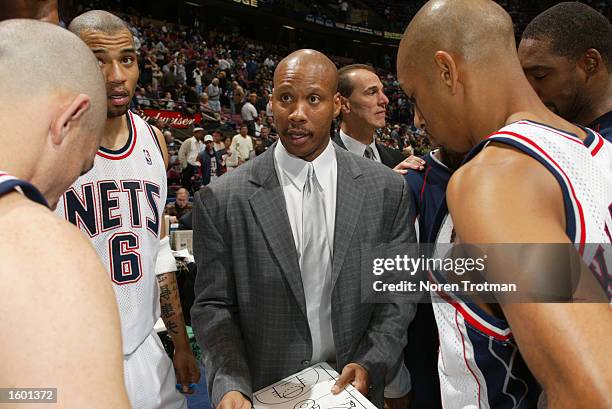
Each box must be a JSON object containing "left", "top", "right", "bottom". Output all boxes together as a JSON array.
[
  {"left": 448, "top": 143, "right": 560, "bottom": 205},
  {"left": 447, "top": 143, "right": 566, "bottom": 243},
  {"left": 0, "top": 196, "right": 105, "bottom": 283}
]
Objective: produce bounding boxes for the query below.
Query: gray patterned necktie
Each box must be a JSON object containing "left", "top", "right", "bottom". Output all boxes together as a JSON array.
[
  {"left": 364, "top": 145, "right": 375, "bottom": 160},
  {"left": 300, "top": 163, "right": 334, "bottom": 362}
]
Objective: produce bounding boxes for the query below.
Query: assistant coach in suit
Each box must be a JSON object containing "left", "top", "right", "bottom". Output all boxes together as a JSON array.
[
  {"left": 332, "top": 64, "right": 407, "bottom": 169},
  {"left": 191, "top": 49, "right": 417, "bottom": 409}
]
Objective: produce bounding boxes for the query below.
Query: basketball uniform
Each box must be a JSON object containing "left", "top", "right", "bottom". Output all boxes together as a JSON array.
[
  {"left": 0, "top": 173, "right": 48, "bottom": 207},
  {"left": 405, "top": 149, "right": 453, "bottom": 242},
  {"left": 55, "top": 111, "right": 186, "bottom": 409},
  {"left": 588, "top": 110, "right": 612, "bottom": 143},
  {"left": 429, "top": 120, "right": 612, "bottom": 409}
]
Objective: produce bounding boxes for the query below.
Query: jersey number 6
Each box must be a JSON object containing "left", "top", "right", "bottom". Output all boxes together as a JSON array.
[{"left": 109, "top": 232, "right": 142, "bottom": 284}]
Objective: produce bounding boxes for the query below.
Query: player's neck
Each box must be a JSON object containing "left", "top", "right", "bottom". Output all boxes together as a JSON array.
[
  {"left": 102, "top": 114, "right": 130, "bottom": 150},
  {"left": 340, "top": 121, "right": 375, "bottom": 146},
  {"left": 579, "top": 80, "right": 612, "bottom": 126}
]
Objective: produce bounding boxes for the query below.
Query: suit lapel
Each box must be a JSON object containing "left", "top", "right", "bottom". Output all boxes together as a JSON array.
[
  {"left": 248, "top": 147, "right": 307, "bottom": 318},
  {"left": 332, "top": 147, "right": 364, "bottom": 288},
  {"left": 376, "top": 143, "right": 392, "bottom": 167}
]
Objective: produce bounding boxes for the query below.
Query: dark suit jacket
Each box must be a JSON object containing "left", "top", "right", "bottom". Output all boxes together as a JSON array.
[
  {"left": 190, "top": 141, "right": 416, "bottom": 408},
  {"left": 332, "top": 132, "right": 406, "bottom": 169}
]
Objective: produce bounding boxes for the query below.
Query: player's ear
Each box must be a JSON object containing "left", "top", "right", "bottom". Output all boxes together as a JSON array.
[
  {"left": 434, "top": 51, "right": 459, "bottom": 95},
  {"left": 579, "top": 48, "right": 603, "bottom": 79},
  {"left": 339, "top": 95, "right": 350, "bottom": 115},
  {"left": 50, "top": 94, "right": 91, "bottom": 146},
  {"left": 335, "top": 92, "right": 344, "bottom": 117}
]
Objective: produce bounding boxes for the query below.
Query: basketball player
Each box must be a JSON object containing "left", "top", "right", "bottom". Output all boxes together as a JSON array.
[
  {"left": 518, "top": 2, "right": 612, "bottom": 142},
  {"left": 55, "top": 11, "right": 198, "bottom": 409},
  {"left": 0, "top": 19, "right": 129, "bottom": 408},
  {"left": 398, "top": 1, "right": 612, "bottom": 408}
]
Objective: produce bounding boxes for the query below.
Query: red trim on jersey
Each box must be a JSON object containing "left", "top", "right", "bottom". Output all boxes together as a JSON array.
[
  {"left": 591, "top": 135, "right": 604, "bottom": 157},
  {"left": 516, "top": 121, "right": 584, "bottom": 146},
  {"left": 420, "top": 165, "right": 432, "bottom": 202},
  {"left": 490, "top": 130, "right": 587, "bottom": 255},
  {"left": 455, "top": 309, "right": 482, "bottom": 409},
  {"left": 436, "top": 288, "right": 513, "bottom": 341},
  {"left": 97, "top": 111, "right": 138, "bottom": 160}
]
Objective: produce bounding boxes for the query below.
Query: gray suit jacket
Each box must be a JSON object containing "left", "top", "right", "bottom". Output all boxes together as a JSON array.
[{"left": 191, "top": 142, "right": 417, "bottom": 408}]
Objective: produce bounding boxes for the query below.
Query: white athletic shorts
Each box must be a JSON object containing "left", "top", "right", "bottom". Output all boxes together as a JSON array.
[{"left": 124, "top": 330, "right": 187, "bottom": 409}]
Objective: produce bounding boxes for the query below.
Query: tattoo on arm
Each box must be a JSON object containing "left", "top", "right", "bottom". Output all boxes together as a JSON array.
[{"left": 157, "top": 273, "right": 188, "bottom": 341}]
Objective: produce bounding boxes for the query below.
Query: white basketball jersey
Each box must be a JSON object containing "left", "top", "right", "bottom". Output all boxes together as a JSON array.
[
  {"left": 55, "top": 111, "right": 167, "bottom": 355},
  {"left": 431, "top": 120, "right": 612, "bottom": 409}
]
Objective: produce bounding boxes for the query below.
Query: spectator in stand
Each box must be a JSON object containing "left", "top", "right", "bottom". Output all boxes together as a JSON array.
[
  {"left": 161, "top": 63, "right": 178, "bottom": 97},
  {"left": 259, "top": 126, "right": 275, "bottom": 148},
  {"left": 212, "top": 130, "right": 226, "bottom": 152},
  {"left": 241, "top": 92, "right": 258, "bottom": 137},
  {"left": 231, "top": 80, "right": 245, "bottom": 114},
  {"left": 266, "top": 91, "right": 274, "bottom": 118},
  {"left": 199, "top": 92, "right": 211, "bottom": 112},
  {"left": 222, "top": 136, "right": 239, "bottom": 172},
  {"left": 256, "top": 89, "right": 270, "bottom": 112},
  {"left": 135, "top": 87, "right": 150, "bottom": 108},
  {"left": 230, "top": 125, "right": 254, "bottom": 164},
  {"left": 161, "top": 91, "right": 175, "bottom": 110},
  {"left": 206, "top": 78, "right": 221, "bottom": 112},
  {"left": 163, "top": 130, "right": 180, "bottom": 169},
  {"left": 164, "top": 188, "right": 193, "bottom": 224},
  {"left": 192, "top": 63, "right": 204, "bottom": 94},
  {"left": 198, "top": 135, "right": 224, "bottom": 186},
  {"left": 254, "top": 116, "right": 263, "bottom": 137},
  {"left": 178, "top": 127, "right": 205, "bottom": 192}
]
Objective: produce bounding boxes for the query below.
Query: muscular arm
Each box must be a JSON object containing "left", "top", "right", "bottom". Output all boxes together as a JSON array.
[
  {"left": 0, "top": 202, "right": 130, "bottom": 408},
  {"left": 157, "top": 272, "right": 190, "bottom": 347},
  {"left": 156, "top": 210, "right": 200, "bottom": 392},
  {"left": 447, "top": 145, "right": 612, "bottom": 409}
]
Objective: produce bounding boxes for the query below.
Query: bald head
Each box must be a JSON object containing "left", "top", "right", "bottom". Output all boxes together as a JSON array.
[
  {"left": 0, "top": 19, "right": 105, "bottom": 109},
  {"left": 0, "top": 19, "right": 107, "bottom": 206},
  {"left": 398, "top": 0, "right": 515, "bottom": 75},
  {"left": 274, "top": 49, "right": 338, "bottom": 91},
  {"left": 272, "top": 49, "right": 340, "bottom": 161},
  {"left": 0, "top": 0, "right": 59, "bottom": 23},
  {"left": 68, "top": 10, "right": 130, "bottom": 37}
]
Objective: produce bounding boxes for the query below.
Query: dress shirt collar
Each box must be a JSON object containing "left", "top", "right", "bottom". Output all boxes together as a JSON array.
[
  {"left": 274, "top": 138, "right": 336, "bottom": 193},
  {"left": 339, "top": 129, "right": 380, "bottom": 161}
]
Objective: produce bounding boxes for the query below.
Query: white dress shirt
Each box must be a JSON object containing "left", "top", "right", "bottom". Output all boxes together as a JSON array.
[
  {"left": 178, "top": 136, "right": 203, "bottom": 168},
  {"left": 274, "top": 139, "right": 337, "bottom": 363},
  {"left": 339, "top": 129, "right": 381, "bottom": 162},
  {"left": 241, "top": 102, "right": 258, "bottom": 122}
]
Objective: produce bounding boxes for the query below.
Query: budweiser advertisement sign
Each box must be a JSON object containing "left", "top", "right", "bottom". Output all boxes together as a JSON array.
[{"left": 138, "top": 109, "right": 202, "bottom": 129}]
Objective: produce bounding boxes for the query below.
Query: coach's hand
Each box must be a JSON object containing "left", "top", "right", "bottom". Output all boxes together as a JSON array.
[
  {"left": 332, "top": 363, "right": 370, "bottom": 396},
  {"left": 218, "top": 391, "right": 252, "bottom": 409},
  {"left": 173, "top": 348, "right": 200, "bottom": 394},
  {"left": 393, "top": 155, "right": 426, "bottom": 175}
]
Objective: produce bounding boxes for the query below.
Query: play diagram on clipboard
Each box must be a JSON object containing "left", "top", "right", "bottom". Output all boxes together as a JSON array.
[{"left": 253, "top": 362, "right": 377, "bottom": 409}]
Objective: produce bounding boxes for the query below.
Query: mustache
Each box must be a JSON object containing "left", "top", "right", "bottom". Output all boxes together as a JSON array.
[
  {"left": 107, "top": 87, "right": 130, "bottom": 97},
  {"left": 285, "top": 127, "right": 313, "bottom": 136}
]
